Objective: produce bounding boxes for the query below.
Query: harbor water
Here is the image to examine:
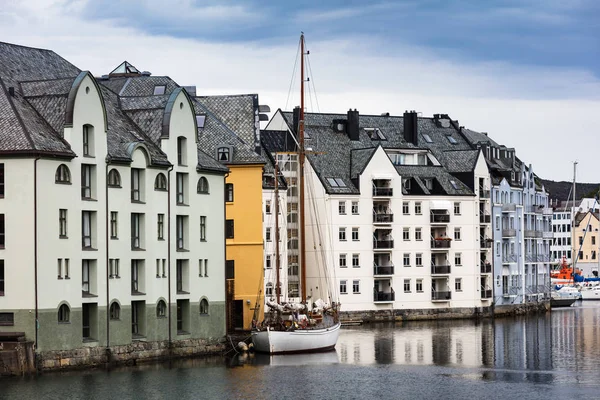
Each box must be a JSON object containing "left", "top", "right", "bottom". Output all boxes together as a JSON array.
[{"left": 2, "top": 302, "right": 600, "bottom": 399}]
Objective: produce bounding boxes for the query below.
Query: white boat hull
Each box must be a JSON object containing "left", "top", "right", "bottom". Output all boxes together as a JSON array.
[
  {"left": 251, "top": 322, "right": 341, "bottom": 354},
  {"left": 581, "top": 287, "right": 600, "bottom": 300}
]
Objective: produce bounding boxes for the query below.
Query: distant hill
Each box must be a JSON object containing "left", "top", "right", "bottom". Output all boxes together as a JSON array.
[{"left": 541, "top": 179, "right": 600, "bottom": 202}]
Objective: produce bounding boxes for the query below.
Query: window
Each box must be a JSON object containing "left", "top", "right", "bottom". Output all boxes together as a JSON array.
[
  {"left": 197, "top": 177, "right": 209, "bottom": 194},
  {"left": 327, "top": 178, "right": 346, "bottom": 187},
  {"left": 450, "top": 180, "right": 459, "bottom": 190},
  {"left": 455, "top": 278, "right": 462, "bottom": 292},
  {"left": 200, "top": 299, "right": 209, "bottom": 315},
  {"left": 177, "top": 215, "right": 188, "bottom": 249},
  {"left": 176, "top": 173, "right": 187, "bottom": 205},
  {"left": 416, "top": 279, "right": 423, "bottom": 293},
  {"left": 455, "top": 253, "right": 462, "bottom": 266},
  {"left": 496, "top": 216, "right": 500, "bottom": 230},
  {"left": 422, "top": 134, "right": 433, "bottom": 143},
  {"left": 0, "top": 163, "right": 4, "bottom": 197},
  {"left": 58, "top": 304, "right": 70, "bottom": 323},
  {"left": 225, "top": 183, "right": 234, "bottom": 202},
  {"left": 266, "top": 227, "right": 272, "bottom": 242},
  {"left": 81, "top": 164, "right": 94, "bottom": 199},
  {"left": 59, "top": 209, "right": 68, "bottom": 238},
  {"left": 352, "top": 254, "right": 360, "bottom": 268},
  {"left": 82, "top": 211, "right": 94, "bottom": 249},
  {"left": 153, "top": 85, "right": 166, "bottom": 95},
  {"left": 424, "top": 178, "right": 433, "bottom": 190},
  {"left": 339, "top": 201, "right": 346, "bottom": 215},
  {"left": 415, "top": 202, "right": 422, "bottom": 215},
  {"left": 266, "top": 255, "right": 272, "bottom": 269},
  {"left": 65, "top": 259, "right": 70, "bottom": 279},
  {"left": 454, "top": 202, "right": 461, "bottom": 215},
  {"left": 131, "top": 168, "right": 142, "bottom": 201},
  {"left": 157, "top": 300, "right": 167, "bottom": 317},
  {"left": 454, "top": 227, "right": 461, "bottom": 241},
  {"left": 0, "top": 214, "right": 4, "bottom": 248},
  {"left": 107, "top": 169, "right": 121, "bottom": 187},
  {"left": 0, "top": 312, "right": 14, "bottom": 326},
  {"left": 225, "top": 219, "right": 234, "bottom": 239},
  {"left": 592, "top": 251, "right": 596, "bottom": 260},
  {"left": 196, "top": 115, "right": 206, "bottom": 129},
  {"left": 403, "top": 253, "right": 410, "bottom": 267},
  {"left": 217, "top": 147, "right": 230, "bottom": 162},
  {"left": 339, "top": 254, "right": 347, "bottom": 268},
  {"left": 287, "top": 203, "right": 298, "bottom": 223},
  {"left": 110, "top": 302, "right": 120, "bottom": 320},
  {"left": 265, "top": 283, "right": 273, "bottom": 296},
  {"left": 416, "top": 253, "right": 423, "bottom": 267},
  {"left": 154, "top": 173, "right": 167, "bottom": 191},
  {"left": 415, "top": 227, "right": 422, "bottom": 241},
  {"left": 131, "top": 260, "right": 143, "bottom": 294},
  {"left": 352, "top": 201, "right": 359, "bottom": 215},
  {"left": 83, "top": 125, "right": 94, "bottom": 156},
  {"left": 163, "top": 259, "right": 167, "bottom": 278},
  {"left": 265, "top": 200, "right": 272, "bottom": 214},
  {"left": 177, "top": 136, "right": 187, "bottom": 166},
  {"left": 200, "top": 216, "right": 206, "bottom": 241},
  {"left": 131, "top": 213, "right": 143, "bottom": 249},
  {"left": 157, "top": 214, "right": 164, "bottom": 240},
  {"left": 109, "top": 259, "right": 120, "bottom": 278},
  {"left": 176, "top": 260, "right": 188, "bottom": 293},
  {"left": 447, "top": 136, "right": 457, "bottom": 144},
  {"left": 288, "top": 282, "right": 299, "bottom": 298},
  {"left": 110, "top": 211, "right": 118, "bottom": 239},
  {"left": 82, "top": 260, "right": 94, "bottom": 295},
  {"left": 340, "top": 280, "right": 347, "bottom": 294},
  {"left": 353, "top": 280, "right": 360, "bottom": 294},
  {"left": 0, "top": 260, "right": 4, "bottom": 296},
  {"left": 404, "top": 279, "right": 411, "bottom": 293},
  {"left": 403, "top": 227, "right": 410, "bottom": 241},
  {"left": 593, "top": 236, "right": 596, "bottom": 245},
  {"left": 339, "top": 227, "right": 346, "bottom": 241},
  {"left": 55, "top": 164, "right": 71, "bottom": 183},
  {"left": 352, "top": 227, "right": 359, "bottom": 241},
  {"left": 403, "top": 202, "right": 410, "bottom": 215}
]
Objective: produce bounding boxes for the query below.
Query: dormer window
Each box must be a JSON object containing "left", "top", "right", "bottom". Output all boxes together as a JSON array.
[
  {"left": 153, "top": 85, "right": 166, "bottom": 95},
  {"left": 424, "top": 178, "right": 433, "bottom": 190},
  {"left": 196, "top": 115, "right": 206, "bottom": 129},
  {"left": 217, "top": 147, "right": 230, "bottom": 162},
  {"left": 417, "top": 154, "right": 427, "bottom": 165},
  {"left": 365, "top": 128, "right": 385, "bottom": 140},
  {"left": 403, "top": 178, "right": 411, "bottom": 191}
]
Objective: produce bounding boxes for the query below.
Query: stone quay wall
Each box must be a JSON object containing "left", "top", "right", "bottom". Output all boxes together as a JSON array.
[{"left": 37, "top": 338, "right": 225, "bottom": 372}]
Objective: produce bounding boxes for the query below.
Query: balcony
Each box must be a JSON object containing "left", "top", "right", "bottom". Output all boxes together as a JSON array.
[
  {"left": 373, "top": 264, "right": 395, "bottom": 276},
  {"left": 430, "top": 213, "right": 450, "bottom": 224},
  {"left": 502, "top": 254, "right": 517, "bottom": 263},
  {"left": 480, "top": 237, "right": 492, "bottom": 249},
  {"left": 502, "top": 229, "right": 516, "bottom": 238},
  {"left": 373, "top": 187, "right": 393, "bottom": 197},
  {"left": 479, "top": 214, "right": 491, "bottom": 224},
  {"left": 480, "top": 263, "right": 492, "bottom": 274},
  {"left": 537, "top": 254, "right": 550, "bottom": 262},
  {"left": 431, "top": 264, "right": 451, "bottom": 275},
  {"left": 374, "top": 291, "right": 395, "bottom": 302},
  {"left": 543, "top": 208, "right": 553, "bottom": 216},
  {"left": 431, "top": 238, "right": 451, "bottom": 249},
  {"left": 543, "top": 231, "right": 553, "bottom": 239},
  {"left": 431, "top": 291, "right": 452, "bottom": 301},
  {"left": 373, "top": 239, "right": 394, "bottom": 250},
  {"left": 524, "top": 230, "right": 537, "bottom": 238},
  {"left": 373, "top": 212, "right": 394, "bottom": 224},
  {"left": 526, "top": 205, "right": 544, "bottom": 214},
  {"left": 481, "top": 289, "right": 493, "bottom": 299},
  {"left": 479, "top": 189, "right": 490, "bottom": 199},
  {"left": 502, "top": 204, "right": 516, "bottom": 213}
]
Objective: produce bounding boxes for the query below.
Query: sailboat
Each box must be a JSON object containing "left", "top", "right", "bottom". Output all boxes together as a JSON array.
[{"left": 251, "top": 34, "right": 341, "bottom": 354}]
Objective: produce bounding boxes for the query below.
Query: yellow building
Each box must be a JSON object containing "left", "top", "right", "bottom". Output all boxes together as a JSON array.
[
  {"left": 193, "top": 94, "right": 267, "bottom": 331},
  {"left": 573, "top": 211, "right": 600, "bottom": 276}
]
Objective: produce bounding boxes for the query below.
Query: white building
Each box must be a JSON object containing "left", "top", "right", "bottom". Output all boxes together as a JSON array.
[
  {"left": 0, "top": 46, "right": 227, "bottom": 352},
  {"left": 551, "top": 198, "right": 599, "bottom": 264}
]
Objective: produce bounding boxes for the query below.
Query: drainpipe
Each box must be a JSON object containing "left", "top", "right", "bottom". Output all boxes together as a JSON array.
[
  {"left": 105, "top": 158, "right": 111, "bottom": 348},
  {"left": 34, "top": 156, "right": 40, "bottom": 356},
  {"left": 167, "top": 165, "right": 174, "bottom": 348},
  {"left": 223, "top": 172, "right": 229, "bottom": 333}
]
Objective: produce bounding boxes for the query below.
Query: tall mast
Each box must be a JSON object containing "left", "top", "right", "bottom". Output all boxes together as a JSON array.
[
  {"left": 299, "top": 33, "right": 307, "bottom": 303},
  {"left": 572, "top": 161, "right": 578, "bottom": 278},
  {"left": 274, "top": 162, "right": 281, "bottom": 304}
]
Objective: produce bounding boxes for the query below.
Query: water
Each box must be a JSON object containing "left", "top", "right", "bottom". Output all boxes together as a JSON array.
[{"left": 2, "top": 303, "right": 600, "bottom": 400}]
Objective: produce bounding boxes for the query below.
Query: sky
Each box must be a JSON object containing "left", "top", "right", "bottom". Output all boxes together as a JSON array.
[{"left": 1, "top": 0, "right": 599, "bottom": 183}]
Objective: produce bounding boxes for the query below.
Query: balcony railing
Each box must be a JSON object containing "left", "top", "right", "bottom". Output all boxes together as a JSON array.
[
  {"left": 373, "top": 187, "right": 393, "bottom": 197},
  {"left": 502, "top": 229, "right": 516, "bottom": 238},
  {"left": 373, "top": 212, "right": 394, "bottom": 223},
  {"left": 481, "top": 289, "right": 493, "bottom": 299},
  {"left": 431, "top": 239, "right": 452, "bottom": 249},
  {"left": 502, "top": 204, "right": 516, "bottom": 212},
  {"left": 430, "top": 214, "right": 450, "bottom": 224},
  {"left": 479, "top": 189, "right": 490, "bottom": 199},
  {"left": 479, "top": 214, "right": 491, "bottom": 224},
  {"left": 374, "top": 291, "right": 395, "bottom": 302},
  {"left": 373, "top": 239, "right": 394, "bottom": 249},
  {"left": 526, "top": 205, "right": 544, "bottom": 214},
  {"left": 543, "top": 231, "right": 553, "bottom": 239},
  {"left": 480, "top": 238, "right": 492, "bottom": 248},
  {"left": 524, "top": 230, "right": 536, "bottom": 238},
  {"left": 431, "top": 291, "right": 452, "bottom": 301},
  {"left": 502, "top": 254, "right": 517, "bottom": 263},
  {"left": 373, "top": 264, "right": 395, "bottom": 275},
  {"left": 543, "top": 208, "right": 553, "bottom": 216},
  {"left": 537, "top": 254, "right": 550, "bottom": 262},
  {"left": 480, "top": 263, "right": 492, "bottom": 274},
  {"left": 431, "top": 264, "right": 451, "bottom": 275}
]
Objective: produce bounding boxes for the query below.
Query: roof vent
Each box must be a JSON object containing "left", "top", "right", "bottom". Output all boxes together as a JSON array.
[
  {"left": 141, "top": 71, "right": 152, "bottom": 76},
  {"left": 8, "top": 87, "right": 15, "bottom": 96},
  {"left": 381, "top": 112, "right": 390, "bottom": 117}
]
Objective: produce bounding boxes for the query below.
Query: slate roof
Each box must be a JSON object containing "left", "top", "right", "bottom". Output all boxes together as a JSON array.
[
  {"left": 270, "top": 111, "right": 476, "bottom": 195},
  {"left": 440, "top": 149, "right": 479, "bottom": 173}
]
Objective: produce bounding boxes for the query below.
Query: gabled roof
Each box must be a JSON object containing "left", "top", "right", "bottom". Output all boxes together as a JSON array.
[{"left": 440, "top": 149, "right": 480, "bottom": 173}]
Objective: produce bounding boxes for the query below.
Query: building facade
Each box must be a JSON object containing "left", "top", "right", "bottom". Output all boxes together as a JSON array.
[{"left": 573, "top": 211, "right": 600, "bottom": 277}]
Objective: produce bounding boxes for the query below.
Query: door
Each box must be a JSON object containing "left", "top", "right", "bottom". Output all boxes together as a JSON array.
[{"left": 234, "top": 300, "right": 244, "bottom": 330}]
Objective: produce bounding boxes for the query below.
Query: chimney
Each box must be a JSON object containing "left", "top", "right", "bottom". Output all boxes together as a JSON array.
[
  {"left": 8, "top": 87, "right": 15, "bottom": 96},
  {"left": 403, "top": 110, "right": 418, "bottom": 145},
  {"left": 292, "top": 106, "right": 300, "bottom": 134},
  {"left": 346, "top": 109, "right": 359, "bottom": 141}
]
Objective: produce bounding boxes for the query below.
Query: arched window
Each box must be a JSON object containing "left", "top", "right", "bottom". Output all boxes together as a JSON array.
[
  {"left": 58, "top": 304, "right": 70, "bottom": 323},
  {"left": 110, "top": 302, "right": 121, "bottom": 320},
  {"left": 197, "top": 177, "right": 209, "bottom": 194},
  {"left": 107, "top": 169, "right": 121, "bottom": 187},
  {"left": 154, "top": 173, "right": 167, "bottom": 191},
  {"left": 55, "top": 164, "right": 71, "bottom": 184},
  {"left": 199, "top": 298, "right": 209, "bottom": 315},
  {"left": 157, "top": 300, "right": 167, "bottom": 317}
]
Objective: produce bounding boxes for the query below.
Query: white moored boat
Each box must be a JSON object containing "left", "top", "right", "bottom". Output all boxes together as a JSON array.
[
  {"left": 252, "top": 322, "right": 341, "bottom": 354},
  {"left": 581, "top": 285, "right": 600, "bottom": 300}
]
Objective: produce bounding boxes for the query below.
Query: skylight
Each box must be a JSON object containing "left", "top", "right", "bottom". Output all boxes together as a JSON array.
[
  {"left": 450, "top": 180, "right": 459, "bottom": 189},
  {"left": 196, "top": 115, "right": 206, "bottom": 128},
  {"left": 153, "top": 85, "right": 166, "bottom": 95},
  {"left": 326, "top": 178, "right": 346, "bottom": 188},
  {"left": 422, "top": 134, "right": 433, "bottom": 143},
  {"left": 366, "top": 128, "right": 386, "bottom": 140},
  {"left": 335, "top": 178, "right": 346, "bottom": 187},
  {"left": 447, "top": 136, "right": 458, "bottom": 144}
]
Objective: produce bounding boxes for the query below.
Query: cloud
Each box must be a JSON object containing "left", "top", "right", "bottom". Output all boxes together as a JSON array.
[{"left": 0, "top": 0, "right": 598, "bottom": 182}]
